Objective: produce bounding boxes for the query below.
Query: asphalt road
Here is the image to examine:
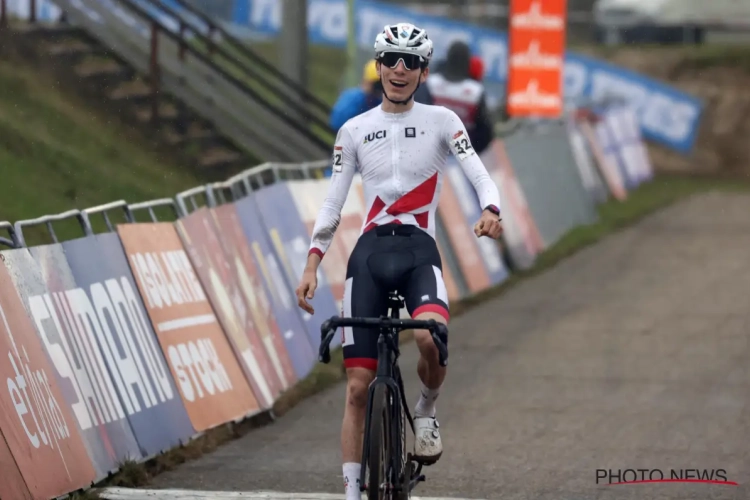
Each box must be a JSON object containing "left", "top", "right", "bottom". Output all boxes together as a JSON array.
[{"left": 142, "top": 192, "right": 749, "bottom": 499}]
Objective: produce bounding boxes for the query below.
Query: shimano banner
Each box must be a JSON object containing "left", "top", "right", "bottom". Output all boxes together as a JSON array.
[{"left": 60, "top": 234, "right": 196, "bottom": 458}]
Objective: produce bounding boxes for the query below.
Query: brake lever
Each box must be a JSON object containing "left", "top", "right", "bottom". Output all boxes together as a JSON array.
[
  {"left": 432, "top": 323, "right": 449, "bottom": 367},
  {"left": 319, "top": 319, "right": 336, "bottom": 364}
]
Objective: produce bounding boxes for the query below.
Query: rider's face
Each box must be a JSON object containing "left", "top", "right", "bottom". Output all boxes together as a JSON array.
[{"left": 378, "top": 58, "right": 427, "bottom": 101}]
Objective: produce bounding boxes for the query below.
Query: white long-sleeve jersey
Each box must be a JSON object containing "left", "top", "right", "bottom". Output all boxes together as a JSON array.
[{"left": 308, "top": 102, "right": 501, "bottom": 259}]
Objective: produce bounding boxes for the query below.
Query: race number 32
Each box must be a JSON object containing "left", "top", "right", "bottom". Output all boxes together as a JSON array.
[{"left": 453, "top": 135, "right": 474, "bottom": 160}]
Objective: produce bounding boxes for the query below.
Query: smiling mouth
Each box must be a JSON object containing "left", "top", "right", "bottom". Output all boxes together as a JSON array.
[{"left": 390, "top": 80, "right": 408, "bottom": 88}]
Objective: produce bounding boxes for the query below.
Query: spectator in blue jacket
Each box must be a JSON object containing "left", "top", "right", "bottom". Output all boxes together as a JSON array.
[
  {"left": 329, "top": 60, "right": 383, "bottom": 132},
  {"left": 329, "top": 59, "right": 434, "bottom": 131}
]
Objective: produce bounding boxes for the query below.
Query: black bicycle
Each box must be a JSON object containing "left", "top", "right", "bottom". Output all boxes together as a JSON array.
[{"left": 319, "top": 292, "right": 449, "bottom": 500}]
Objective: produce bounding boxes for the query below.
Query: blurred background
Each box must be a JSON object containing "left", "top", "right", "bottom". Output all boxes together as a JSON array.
[{"left": 0, "top": 0, "right": 749, "bottom": 233}]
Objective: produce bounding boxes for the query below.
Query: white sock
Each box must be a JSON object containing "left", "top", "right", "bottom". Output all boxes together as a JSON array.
[
  {"left": 343, "top": 462, "right": 362, "bottom": 500},
  {"left": 415, "top": 383, "right": 440, "bottom": 418}
]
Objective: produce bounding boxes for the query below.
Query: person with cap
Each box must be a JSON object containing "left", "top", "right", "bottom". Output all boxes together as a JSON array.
[{"left": 427, "top": 40, "right": 493, "bottom": 155}]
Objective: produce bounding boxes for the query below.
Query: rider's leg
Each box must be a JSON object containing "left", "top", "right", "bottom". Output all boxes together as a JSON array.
[
  {"left": 402, "top": 256, "right": 450, "bottom": 463},
  {"left": 340, "top": 230, "right": 388, "bottom": 499},
  {"left": 413, "top": 311, "right": 448, "bottom": 418},
  {"left": 342, "top": 367, "right": 375, "bottom": 499}
]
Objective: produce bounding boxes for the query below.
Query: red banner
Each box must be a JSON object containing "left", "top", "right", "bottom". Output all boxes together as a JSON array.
[
  {"left": 210, "top": 204, "right": 297, "bottom": 391},
  {"left": 176, "top": 208, "right": 282, "bottom": 409}
]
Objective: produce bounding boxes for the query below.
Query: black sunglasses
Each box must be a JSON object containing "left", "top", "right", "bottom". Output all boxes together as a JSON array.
[{"left": 378, "top": 52, "right": 424, "bottom": 71}]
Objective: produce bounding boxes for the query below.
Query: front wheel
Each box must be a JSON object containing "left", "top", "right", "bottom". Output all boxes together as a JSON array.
[{"left": 368, "top": 384, "right": 392, "bottom": 500}]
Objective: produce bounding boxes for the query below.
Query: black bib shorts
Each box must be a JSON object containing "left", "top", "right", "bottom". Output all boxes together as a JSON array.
[{"left": 341, "top": 223, "right": 450, "bottom": 371}]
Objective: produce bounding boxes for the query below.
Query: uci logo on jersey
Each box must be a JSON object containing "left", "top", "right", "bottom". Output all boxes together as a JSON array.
[{"left": 364, "top": 130, "right": 387, "bottom": 144}]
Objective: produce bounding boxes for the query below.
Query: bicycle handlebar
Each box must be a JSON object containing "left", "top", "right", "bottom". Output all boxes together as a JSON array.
[{"left": 318, "top": 316, "right": 449, "bottom": 367}]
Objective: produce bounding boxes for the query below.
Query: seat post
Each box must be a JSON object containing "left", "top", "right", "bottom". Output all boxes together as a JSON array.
[{"left": 387, "top": 291, "right": 404, "bottom": 319}]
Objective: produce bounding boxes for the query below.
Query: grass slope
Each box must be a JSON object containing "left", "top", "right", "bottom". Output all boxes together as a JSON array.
[{"left": 0, "top": 60, "right": 202, "bottom": 246}]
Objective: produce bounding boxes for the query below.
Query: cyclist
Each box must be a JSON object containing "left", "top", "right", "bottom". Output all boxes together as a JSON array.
[{"left": 295, "top": 22, "right": 503, "bottom": 500}]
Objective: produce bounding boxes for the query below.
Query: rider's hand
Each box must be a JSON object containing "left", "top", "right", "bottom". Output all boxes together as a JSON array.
[
  {"left": 474, "top": 209, "right": 503, "bottom": 239},
  {"left": 296, "top": 255, "right": 320, "bottom": 314}
]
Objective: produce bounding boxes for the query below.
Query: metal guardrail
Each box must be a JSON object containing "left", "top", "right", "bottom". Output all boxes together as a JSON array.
[
  {"left": 13, "top": 209, "right": 87, "bottom": 248},
  {"left": 128, "top": 198, "right": 181, "bottom": 221},
  {"left": 0, "top": 221, "right": 17, "bottom": 249},
  {"left": 80, "top": 200, "right": 134, "bottom": 233}
]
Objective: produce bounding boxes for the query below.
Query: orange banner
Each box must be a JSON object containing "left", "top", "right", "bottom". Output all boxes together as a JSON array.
[
  {"left": 507, "top": 0, "right": 567, "bottom": 118},
  {"left": 116, "top": 222, "right": 260, "bottom": 431},
  {"left": 210, "top": 204, "right": 297, "bottom": 391},
  {"left": 0, "top": 259, "right": 96, "bottom": 500}
]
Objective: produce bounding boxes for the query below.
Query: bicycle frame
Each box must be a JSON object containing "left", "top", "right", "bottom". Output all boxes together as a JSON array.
[{"left": 358, "top": 299, "right": 413, "bottom": 494}]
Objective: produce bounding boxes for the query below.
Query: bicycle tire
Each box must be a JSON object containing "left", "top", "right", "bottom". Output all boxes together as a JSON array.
[{"left": 368, "top": 383, "right": 391, "bottom": 500}]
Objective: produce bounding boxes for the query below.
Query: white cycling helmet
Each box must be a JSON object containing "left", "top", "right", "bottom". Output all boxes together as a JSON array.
[{"left": 374, "top": 22, "right": 434, "bottom": 66}]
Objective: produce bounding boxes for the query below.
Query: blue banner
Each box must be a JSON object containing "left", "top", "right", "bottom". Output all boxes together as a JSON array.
[
  {"left": 234, "top": 196, "right": 317, "bottom": 379},
  {"left": 61, "top": 234, "right": 195, "bottom": 459},
  {"left": 250, "top": 183, "right": 340, "bottom": 351},
  {"left": 229, "top": 0, "right": 702, "bottom": 153}
]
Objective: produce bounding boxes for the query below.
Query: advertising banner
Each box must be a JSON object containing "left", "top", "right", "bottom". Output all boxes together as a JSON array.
[
  {"left": 2, "top": 247, "right": 142, "bottom": 480},
  {"left": 566, "top": 118, "right": 609, "bottom": 204},
  {"left": 507, "top": 0, "right": 566, "bottom": 117},
  {"left": 176, "top": 208, "right": 280, "bottom": 409},
  {"left": 233, "top": 196, "right": 316, "bottom": 379},
  {"left": 116, "top": 222, "right": 260, "bottom": 431},
  {"left": 210, "top": 203, "right": 297, "bottom": 391},
  {"left": 583, "top": 119, "right": 628, "bottom": 201},
  {"left": 57, "top": 235, "right": 196, "bottom": 457},
  {"left": 252, "top": 183, "right": 340, "bottom": 350},
  {"left": 484, "top": 140, "right": 545, "bottom": 268},
  {"left": 286, "top": 179, "right": 365, "bottom": 306},
  {"left": 436, "top": 168, "right": 492, "bottom": 294},
  {"left": 443, "top": 158, "right": 509, "bottom": 287},
  {"left": 0, "top": 252, "right": 97, "bottom": 500},
  {"left": 504, "top": 126, "right": 598, "bottom": 247},
  {"left": 606, "top": 105, "right": 653, "bottom": 186}
]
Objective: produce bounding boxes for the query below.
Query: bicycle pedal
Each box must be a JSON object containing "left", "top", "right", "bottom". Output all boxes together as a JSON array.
[{"left": 413, "top": 456, "right": 440, "bottom": 466}]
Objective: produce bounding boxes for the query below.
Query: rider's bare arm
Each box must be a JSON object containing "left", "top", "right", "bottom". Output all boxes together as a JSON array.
[
  {"left": 307, "top": 125, "right": 357, "bottom": 267},
  {"left": 442, "top": 109, "right": 501, "bottom": 215}
]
